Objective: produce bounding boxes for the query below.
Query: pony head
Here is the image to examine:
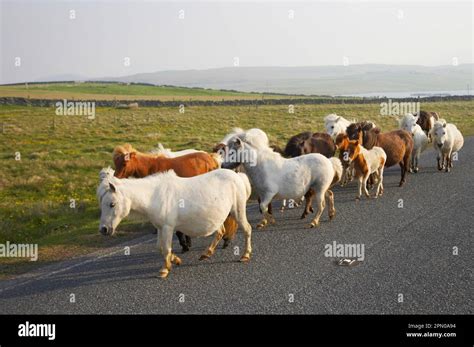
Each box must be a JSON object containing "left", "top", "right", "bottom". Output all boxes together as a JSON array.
[
  {"left": 97, "top": 173, "right": 132, "bottom": 236},
  {"left": 113, "top": 144, "right": 138, "bottom": 178},
  {"left": 335, "top": 133, "right": 349, "bottom": 151},
  {"left": 346, "top": 123, "right": 363, "bottom": 141},
  {"left": 324, "top": 114, "right": 346, "bottom": 139},
  {"left": 431, "top": 121, "right": 448, "bottom": 148},
  {"left": 399, "top": 113, "right": 419, "bottom": 135},
  {"left": 347, "top": 140, "right": 362, "bottom": 162},
  {"left": 221, "top": 135, "right": 258, "bottom": 169}
]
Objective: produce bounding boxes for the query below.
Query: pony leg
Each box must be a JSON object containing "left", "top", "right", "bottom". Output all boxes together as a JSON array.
[
  {"left": 340, "top": 167, "right": 347, "bottom": 186},
  {"left": 326, "top": 189, "right": 336, "bottom": 220},
  {"left": 222, "top": 216, "right": 238, "bottom": 249},
  {"left": 301, "top": 189, "right": 315, "bottom": 219},
  {"left": 376, "top": 167, "right": 384, "bottom": 197},
  {"left": 445, "top": 151, "right": 451, "bottom": 172},
  {"left": 158, "top": 226, "right": 175, "bottom": 278},
  {"left": 437, "top": 151, "right": 443, "bottom": 171},
  {"left": 199, "top": 225, "right": 225, "bottom": 260},
  {"left": 362, "top": 173, "right": 371, "bottom": 198},
  {"left": 399, "top": 160, "right": 407, "bottom": 187},
  {"left": 414, "top": 149, "right": 421, "bottom": 173},
  {"left": 356, "top": 176, "right": 363, "bottom": 200},
  {"left": 240, "top": 221, "right": 252, "bottom": 262},
  {"left": 176, "top": 231, "right": 190, "bottom": 253},
  {"left": 257, "top": 195, "right": 276, "bottom": 229},
  {"left": 309, "top": 191, "right": 325, "bottom": 228},
  {"left": 231, "top": 196, "right": 252, "bottom": 262}
]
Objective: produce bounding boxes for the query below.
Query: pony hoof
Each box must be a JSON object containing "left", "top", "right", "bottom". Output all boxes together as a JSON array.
[
  {"left": 199, "top": 254, "right": 210, "bottom": 261},
  {"left": 159, "top": 269, "right": 169, "bottom": 279},
  {"left": 222, "top": 239, "right": 231, "bottom": 249},
  {"left": 181, "top": 246, "right": 190, "bottom": 253},
  {"left": 329, "top": 213, "right": 336, "bottom": 220},
  {"left": 173, "top": 256, "right": 182, "bottom": 266},
  {"left": 300, "top": 213, "right": 308, "bottom": 220},
  {"left": 309, "top": 222, "right": 319, "bottom": 228},
  {"left": 257, "top": 222, "right": 267, "bottom": 229},
  {"left": 240, "top": 255, "right": 250, "bottom": 262},
  {"left": 355, "top": 197, "right": 360, "bottom": 201},
  {"left": 309, "top": 207, "right": 314, "bottom": 213}
]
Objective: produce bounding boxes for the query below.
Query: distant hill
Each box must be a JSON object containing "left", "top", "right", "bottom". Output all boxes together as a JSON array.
[{"left": 102, "top": 64, "right": 473, "bottom": 96}]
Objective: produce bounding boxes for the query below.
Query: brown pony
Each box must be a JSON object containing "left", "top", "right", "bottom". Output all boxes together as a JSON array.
[
  {"left": 345, "top": 125, "right": 414, "bottom": 187},
  {"left": 335, "top": 133, "right": 352, "bottom": 186},
  {"left": 284, "top": 132, "right": 335, "bottom": 158},
  {"left": 113, "top": 144, "right": 238, "bottom": 252},
  {"left": 414, "top": 110, "right": 439, "bottom": 139}
]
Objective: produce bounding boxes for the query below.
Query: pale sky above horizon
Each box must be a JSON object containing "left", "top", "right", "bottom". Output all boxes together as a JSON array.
[{"left": 1, "top": 0, "right": 472, "bottom": 84}]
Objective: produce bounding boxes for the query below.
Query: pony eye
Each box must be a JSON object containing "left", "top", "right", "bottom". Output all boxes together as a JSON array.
[
  {"left": 110, "top": 202, "right": 116, "bottom": 208},
  {"left": 331, "top": 126, "right": 334, "bottom": 129}
]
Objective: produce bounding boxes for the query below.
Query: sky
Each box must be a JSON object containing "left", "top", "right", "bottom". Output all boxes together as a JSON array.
[{"left": 1, "top": 0, "right": 473, "bottom": 84}]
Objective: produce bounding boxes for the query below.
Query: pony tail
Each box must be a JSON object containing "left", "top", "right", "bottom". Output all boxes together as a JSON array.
[{"left": 329, "top": 157, "right": 343, "bottom": 187}]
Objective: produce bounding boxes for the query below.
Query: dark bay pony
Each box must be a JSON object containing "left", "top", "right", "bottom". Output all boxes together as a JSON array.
[
  {"left": 113, "top": 144, "right": 238, "bottom": 252},
  {"left": 346, "top": 124, "right": 414, "bottom": 187},
  {"left": 414, "top": 110, "right": 440, "bottom": 140},
  {"left": 284, "top": 132, "right": 336, "bottom": 158}
]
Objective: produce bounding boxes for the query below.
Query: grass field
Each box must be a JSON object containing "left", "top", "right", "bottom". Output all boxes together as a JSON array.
[
  {"left": 0, "top": 82, "right": 314, "bottom": 101},
  {"left": 1, "top": 100, "right": 473, "bottom": 278}
]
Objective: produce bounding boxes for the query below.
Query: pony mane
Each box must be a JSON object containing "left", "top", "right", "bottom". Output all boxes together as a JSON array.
[
  {"left": 240, "top": 128, "right": 270, "bottom": 150},
  {"left": 113, "top": 143, "right": 164, "bottom": 161},
  {"left": 99, "top": 166, "right": 115, "bottom": 182},
  {"left": 324, "top": 113, "right": 339, "bottom": 123},
  {"left": 220, "top": 127, "right": 245, "bottom": 145},
  {"left": 149, "top": 143, "right": 172, "bottom": 157},
  {"left": 113, "top": 143, "right": 136, "bottom": 161},
  {"left": 432, "top": 119, "right": 447, "bottom": 129}
]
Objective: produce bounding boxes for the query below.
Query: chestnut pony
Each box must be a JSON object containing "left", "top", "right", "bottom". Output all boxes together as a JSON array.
[
  {"left": 113, "top": 144, "right": 238, "bottom": 252},
  {"left": 345, "top": 125, "right": 414, "bottom": 187}
]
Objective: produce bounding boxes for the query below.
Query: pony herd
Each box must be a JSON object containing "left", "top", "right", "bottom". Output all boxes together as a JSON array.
[{"left": 97, "top": 111, "right": 464, "bottom": 278}]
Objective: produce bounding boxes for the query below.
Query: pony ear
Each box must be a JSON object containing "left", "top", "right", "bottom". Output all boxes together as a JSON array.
[
  {"left": 442, "top": 123, "right": 446, "bottom": 128},
  {"left": 109, "top": 183, "right": 116, "bottom": 192},
  {"left": 235, "top": 137, "right": 242, "bottom": 146},
  {"left": 354, "top": 140, "right": 359, "bottom": 146},
  {"left": 335, "top": 116, "right": 341, "bottom": 122}
]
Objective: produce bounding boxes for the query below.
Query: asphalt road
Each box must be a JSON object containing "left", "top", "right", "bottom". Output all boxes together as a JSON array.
[{"left": 0, "top": 138, "right": 472, "bottom": 314}]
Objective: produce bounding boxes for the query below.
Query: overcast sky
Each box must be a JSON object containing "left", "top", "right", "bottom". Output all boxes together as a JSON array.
[{"left": 1, "top": 0, "right": 472, "bottom": 84}]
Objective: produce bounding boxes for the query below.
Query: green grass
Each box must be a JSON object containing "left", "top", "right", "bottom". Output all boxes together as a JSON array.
[
  {"left": 0, "top": 82, "right": 297, "bottom": 101},
  {"left": 3, "top": 82, "right": 261, "bottom": 96},
  {"left": 0, "top": 101, "right": 473, "bottom": 277}
]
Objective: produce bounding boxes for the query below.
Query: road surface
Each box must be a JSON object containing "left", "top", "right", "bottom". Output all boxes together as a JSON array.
[{"left": 0, "top": 138, "right": 472, "bottom": 314}]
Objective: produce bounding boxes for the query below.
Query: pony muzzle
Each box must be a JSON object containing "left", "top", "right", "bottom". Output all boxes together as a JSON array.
[{"left": 99, "top": 226, "right": 114, "bottom": 236}]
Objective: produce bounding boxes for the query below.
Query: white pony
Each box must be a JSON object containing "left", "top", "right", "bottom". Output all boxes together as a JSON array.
[
  {"left": 150, "top": 143, "right": 203, "bottom": 158},
  {"left": 430, "top": 120, "right": 464, "bottom": 172},
  {"left": 399, "top": 113, "right": 429, "bottom": 173},
  {"left": 97, "top": 169, "right": 253, "bottom": 278},
  {"left": 324, "top": 114, "right": 353, "bottom": 140},
  {"left": 221, "top": 129, "right": 343, "bottom": 228},
  {"left": 218, "top": 127, "right": 303, "bottom": 212}
]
